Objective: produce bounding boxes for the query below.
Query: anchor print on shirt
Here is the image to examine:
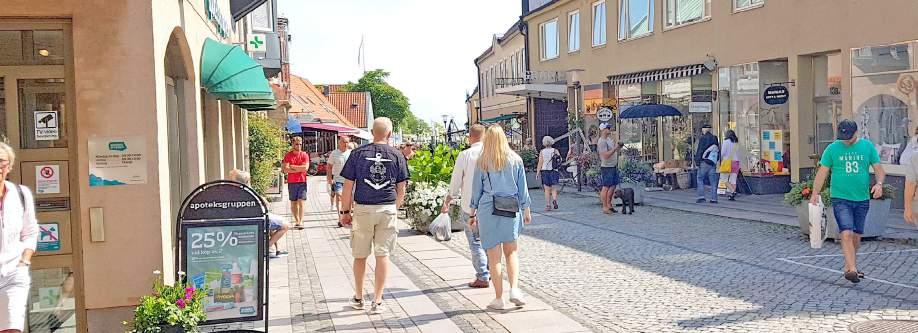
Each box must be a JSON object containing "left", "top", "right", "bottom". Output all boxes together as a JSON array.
[{"left": 364, "top": 153, "right": 392, "bottom": 190}]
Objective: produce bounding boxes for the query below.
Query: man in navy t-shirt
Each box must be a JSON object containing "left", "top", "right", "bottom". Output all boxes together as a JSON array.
[{"left": 339, "top": 117, "right": 409, "bottom": 314}]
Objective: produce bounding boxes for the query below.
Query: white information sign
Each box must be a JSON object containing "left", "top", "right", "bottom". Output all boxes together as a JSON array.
[
  {"left": 88, "top": 136, "right": 147, "bottom": 186},
  {"left": 35, "top": 165, "right": 60, "bottom": 194},
  {"left": 34, "top": 111, "right": 59, "bottom": 141},
  {"left": 597, "top": 107, "right": 614, "bottom": 122},
  {"left": 689, "top": 102, "right": 713, "bottom": 113}
]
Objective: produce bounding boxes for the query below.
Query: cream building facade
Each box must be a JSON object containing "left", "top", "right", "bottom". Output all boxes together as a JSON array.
[
  {"left": 1, "top": 0, "right": 273, "bottom": 331},
  {"left": 476, "top": 22, "right": 531, "bottom": 147},
  {"left": 523, "top": 0, "right": 918, "bottom": 200}
]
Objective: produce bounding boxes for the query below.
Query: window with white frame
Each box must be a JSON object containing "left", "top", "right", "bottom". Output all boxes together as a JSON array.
[
  {"left": 734, "top": 0, "right": 764, "bottom": 11},
  {"left": 569, "top": 11, "right": 581, "bottom": 52},
  {"left": 592, "top": 2, "right": 606, "bottom": 46},
  {"left": 540, "top": 19, "right": 560, "bottom": 60},
  {"left": 619, "top": 0, "right": 653, "bottom": 40},
  {"left": 250, "top": 2, "right": 273, "bottom": 32},
  {"left": 665, "top": 0, "right": 710, "bottom": 28}
]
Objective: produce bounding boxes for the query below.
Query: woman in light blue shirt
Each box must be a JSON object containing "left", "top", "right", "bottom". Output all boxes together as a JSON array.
[{"left": 469, "top": 125, "right": 532, "bottom": 311}]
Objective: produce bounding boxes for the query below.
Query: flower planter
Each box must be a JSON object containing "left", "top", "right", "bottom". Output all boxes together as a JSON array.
[
  {"left": 613, "top": 182, "right": 645, "bottom": 206},
  {"left": 795, "top": 199, "right": 891, "bottom": 239}
]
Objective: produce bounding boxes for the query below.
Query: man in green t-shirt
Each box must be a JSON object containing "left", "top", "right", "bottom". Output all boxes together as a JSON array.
[{"left": 810, "top": 120, "right": 885, "bottom": 284}]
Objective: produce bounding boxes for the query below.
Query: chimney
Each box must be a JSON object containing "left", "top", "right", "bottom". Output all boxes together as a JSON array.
[{"left": 323, "top": 85, "right": 330, "bottom": 96}]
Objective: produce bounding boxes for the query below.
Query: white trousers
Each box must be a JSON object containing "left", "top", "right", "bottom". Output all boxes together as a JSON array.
[{"left": 0, "top": 267, "right": 30, "bottom": 331}]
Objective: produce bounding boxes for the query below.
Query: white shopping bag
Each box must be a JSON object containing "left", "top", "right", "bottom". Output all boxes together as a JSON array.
[
  {"left": 808, "top": 196, "right": 827, "bottom": 249},
  {"left": 429, "top": 213, "right": 452, "bottom": 241},
  {"left": 717, "top": 174, "right": 730, "bottom": 195}
]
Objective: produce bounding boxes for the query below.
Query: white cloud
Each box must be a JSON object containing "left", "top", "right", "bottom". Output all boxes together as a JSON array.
[{"left": 278, "top": 0, "right": 520, "bottom": 126}]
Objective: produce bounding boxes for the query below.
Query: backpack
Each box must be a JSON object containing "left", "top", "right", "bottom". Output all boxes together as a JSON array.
[{"left": 551, "top": 150, "right": 564, "bottom": 170}]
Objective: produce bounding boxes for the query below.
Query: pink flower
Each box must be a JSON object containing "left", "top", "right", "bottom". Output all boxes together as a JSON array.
[
  {"left": 176, "top": 299, "right": 186, "bottom": 309},
  {"left": 185, "top": 287, "right": 195, "bottom": 299}
]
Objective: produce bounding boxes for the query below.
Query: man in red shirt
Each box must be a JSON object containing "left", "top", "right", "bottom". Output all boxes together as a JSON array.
[{"left": 283, "top": 136, "right": 310, "bottom": 229}]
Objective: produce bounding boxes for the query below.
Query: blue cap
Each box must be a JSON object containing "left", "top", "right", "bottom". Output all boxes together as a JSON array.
[{"left": 837, "top": 119, "right": 858, "bottom": 140}]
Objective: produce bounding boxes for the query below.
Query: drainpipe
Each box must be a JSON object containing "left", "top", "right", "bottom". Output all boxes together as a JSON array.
[
  {"left": 475, "top": 61, "right": 483, "bottom": 123},
  {"left": 519, "top": 18, "right": 533, "bottom": 143}
]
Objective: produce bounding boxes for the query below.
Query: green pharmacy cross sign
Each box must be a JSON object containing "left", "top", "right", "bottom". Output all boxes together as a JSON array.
[{"left": 249, "top": 36, "right": 264, "bottom": 50}]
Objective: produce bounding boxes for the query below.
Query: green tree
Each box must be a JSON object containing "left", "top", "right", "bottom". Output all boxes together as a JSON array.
[
  {"left": 401, "top": 114, "right": 431, "bottom": 136},
  {"left": 343, "top": 69, "right": 410, "bottom": 129},
  {"left": 248, "top": 115, "right": 287, "bottom": 195}
]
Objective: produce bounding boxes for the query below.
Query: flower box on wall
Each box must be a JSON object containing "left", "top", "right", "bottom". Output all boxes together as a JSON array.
[{"left": 796, "top": 199, "right": 891, "bottom": 239}]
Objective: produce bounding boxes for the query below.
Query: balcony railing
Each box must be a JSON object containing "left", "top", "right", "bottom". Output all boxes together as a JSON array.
[{"left": 495, "top": 71, "right": 566, "bottom": 88}]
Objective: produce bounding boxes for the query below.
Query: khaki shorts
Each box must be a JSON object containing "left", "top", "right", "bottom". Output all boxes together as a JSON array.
[{"left": 351, "top": 204, "right": 399, "bottom": 258}]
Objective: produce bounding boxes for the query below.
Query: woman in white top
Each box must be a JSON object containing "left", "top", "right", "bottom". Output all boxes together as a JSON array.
[
  {"left": 720, "top": 130, "right": 742, "bottom": 201},
  {"left": 536, "top": 136, "right": 561, "bottom": 211},
  {"left": 0, "top": 142, "right": 39, "bottom": 333}
]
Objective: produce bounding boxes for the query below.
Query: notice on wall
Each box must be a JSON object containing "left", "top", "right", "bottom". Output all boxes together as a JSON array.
[
  {"left": 35, "top": 165, "right": 60, "bottom": 195},
  {"left": 689, "top": 102, "right": 712, "bottom": 113},
  {"left": 88, "top": 136, "right": 147, "bottom": 187},
  {"left": 34, "top": 111, "right": 59, "bottom": 141},
  {"left": 38, "top": 223, "right": 61, "bottom": 252},
  {"left": 185, "top": 223, "right": 262, "bottom": 322},
  {"left": 761, "top": 130, "right": 785, "bottom": 173}
]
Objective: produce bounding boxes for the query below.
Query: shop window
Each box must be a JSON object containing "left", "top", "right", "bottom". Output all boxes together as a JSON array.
[
  {"left": 28, "top": 267, "right": 76, "bottom": 332},
  {"left": 591, "top": 2, "right": 606, "bottom": 47},
  {"left": 852, "top": 41, "right": 918, "bottom": 166},
  {"left": 734, "top": 0, "right": 764, "bottom": 11},
  {"left": 665, "top": 0, "right": 711, "bottom": 28},
  {"left": 568, "top": 10, "right": 581, "bottom": 52},
  {"left": 0, "top": 30, "right": 65, "bottom": 66},
  {"left": 19, "top": 79, "right": 67, "bottom": 149},
  {"left": 618, "top": 0, "right": 654, "bottom": 41},
  {"left": 727, "top": 63, "right": 760, "bottom": 171},
  {"left": 663, "top": 78, "right": 691, "bottom": 161},
  {"left": 540, "top": 19, "right": 560, "bottom": 60}
]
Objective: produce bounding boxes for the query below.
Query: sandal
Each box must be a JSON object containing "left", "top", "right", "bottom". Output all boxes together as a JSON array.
[
  {"left": 844, "top": 271, "right": 861, "bottom": 283},
  {"left": 553, "top": 200, "right": 559, "bottom": 210}
]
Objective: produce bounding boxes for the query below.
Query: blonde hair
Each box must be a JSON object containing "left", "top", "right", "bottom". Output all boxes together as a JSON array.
[
  {"left": 478, "top": 125, "right": 515, "bottom": 172},
  {"left": 228, "top": 169, "right": 251, "bottom": 185},
  {"left": 0, "top": 142, "right": 16, "bottom": 164},
  {"left": 372, "top": 117, "right": 393, "bottom": 138}
]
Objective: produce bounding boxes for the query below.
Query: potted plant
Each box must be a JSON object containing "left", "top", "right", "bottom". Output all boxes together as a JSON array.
[
  {"left": 615, "top": 157, "right": 650, "bottom": 205},
  {"left": 404, "top": 181, "right": 449, "bottom": 234},
  {"left": 519, "top": 148, "right": 540, "bottom": 189},
  {"left": 785, "top": 176, "right": 894, "bottom": 238},
  {"left": 124, "top": 271, "right": 207, "bottom": 333}
]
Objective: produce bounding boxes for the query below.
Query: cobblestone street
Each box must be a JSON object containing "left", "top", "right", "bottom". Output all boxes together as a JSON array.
[{"left": 439, "top": 190, "right": 918, "bottom": 332}]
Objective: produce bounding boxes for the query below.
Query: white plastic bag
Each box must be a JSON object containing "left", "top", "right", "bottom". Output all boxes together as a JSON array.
[
  {"left": 808, "top": 196, "right": 827, "bottom": 249},
  {"left": 430, "top": 213, "right": 452, "bottom": 241}
]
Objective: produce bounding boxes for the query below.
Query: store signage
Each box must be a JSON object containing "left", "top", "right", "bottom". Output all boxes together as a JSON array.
[
  {"left": 597, "top": 107, "right": 614, "bottom": 122},
  {"left": 247, "top": 34, "right": 267, "bottom": 52},
  {"left": 763, "top": 86, "right": 789, "bottom": 105},
  {"left": 88, "top": 136, "right": 147, "bottom": 186},
  {"left": 898, "top": 75, "right": 916, "bottom": 95},
  {"left": 205, "top": 0, "right": 233, "bottom": 39},
  {"left": 179, "top": 181, "right": 267, "bottom": 326},
  {"left": 38, "top": 223, "right": 61, "bottom": 252},
  {"left": 689, "top": 102, "right": 712, "bottom": 113},
  {"left": 35, "top": 165, "right": 60, "bottom": 194},
  {"left": 34, "top": 111, "right": 59, "bottom": 141}
]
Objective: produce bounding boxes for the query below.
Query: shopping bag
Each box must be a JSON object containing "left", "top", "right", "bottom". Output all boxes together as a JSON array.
[
  {"left": 719, "top": 159, "right": 733, "bottom": 173},
  {"left": 808, "top": 197, "right": 828, "bottom": 249},
  {"left": 717, "top": 174, "right": 730, "bottom": 195},
  {"left": 429, "top": 213, "right": 452, "bottom": 241}
]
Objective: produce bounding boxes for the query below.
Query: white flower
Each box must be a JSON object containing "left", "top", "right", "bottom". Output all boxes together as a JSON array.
[
  {"left": 178, "top": 271, "right": 186, "bottom": 277},
  {"left": 153, "top": 270, "right": 162, "bottom": 276}
]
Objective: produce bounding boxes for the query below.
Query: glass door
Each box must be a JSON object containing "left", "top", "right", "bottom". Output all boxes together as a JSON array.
[{"left": 814, "top": 97, "right": 841, "bottom": 160}]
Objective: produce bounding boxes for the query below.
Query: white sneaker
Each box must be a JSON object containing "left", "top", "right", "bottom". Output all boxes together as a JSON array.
[
  {"left": 487, "top": 298, "right": 505, "bottom": 310},
  {"left": 509, "top": 288, "right": 526, "bottom": 306},
  {"left": 370, "top": 301, "right": 386, "bottom": 314}
]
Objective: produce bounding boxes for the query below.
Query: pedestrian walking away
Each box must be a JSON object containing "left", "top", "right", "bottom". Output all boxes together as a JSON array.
[
  {"left": 536, "top": 136, "right": 561, "bottom": 211},
  {"left": 327, "top": 135, "right": 353, "bottom": 222},
  {"left": 597, "top": 123, "right": 623, "bottom": 215},
  {"left": 0, "top": 142, "right": 39, "bottom": 333},
  {"left": 469, "top": 125, "right": 532, "bottom": 311},
  {"left": 720, "top": 130, "right": 742, "bottom": 201},
  {"left": 228, "top": 169, "right": 291, "bottom": 258},
  {"left": 441, "top": 124, "right": 490, "bottom": 289},
  {"left": 339, "top": 117, "right": 410, "bottom": 314},
  {"left": 283, "top": 136, "right": 310, "bottom": 229},
  {"left": 695, "top": 124, "right": 720, "bottom": 203},
  {"left": 810, "top": 119, "right": 885, "bottom": 284}
]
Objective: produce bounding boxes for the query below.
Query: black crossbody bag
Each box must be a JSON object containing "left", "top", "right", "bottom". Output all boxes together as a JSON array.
[{"left": 487, "top": 172, "right": 520, "bottom": 218}]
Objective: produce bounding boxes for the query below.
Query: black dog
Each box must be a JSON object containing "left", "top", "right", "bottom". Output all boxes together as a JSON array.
[{"left": 613, "top": 188, "right": 635, "bottom": 215}]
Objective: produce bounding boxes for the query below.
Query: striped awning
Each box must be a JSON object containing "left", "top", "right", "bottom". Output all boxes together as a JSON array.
[{"left": 608, "top": 64, "right": 707, "bottom": 85}]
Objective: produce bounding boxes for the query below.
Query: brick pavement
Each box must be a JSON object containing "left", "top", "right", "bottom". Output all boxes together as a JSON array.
[{"left": 440, "top": 190, "right": 918, "bottom": 332}]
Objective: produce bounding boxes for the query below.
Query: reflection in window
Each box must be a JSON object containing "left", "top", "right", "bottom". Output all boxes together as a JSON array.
[
  {"left": 852, "top": 43, "right": 912, "bottom": 76},
  {"left": 250, "top": 2, "right": 273, "bottom": 31},
  {"left": 19, "top": 79, "right": 67, "bottom": 149},
  {"left": 591, "top": 2, "right": 606, "bottom": 47},
  {"left": 619, "top": 0, "right": 653, "bottom": 40},
  {"left": 665, "top": 0, "right": 710, "bottom": 28},
  {"left": 730, "top": 63, "right": 760, "bottom": 170},
  {"left": 734, "top": 0, "right": 764, "bottom": 11},
  {"left": 540, "top": 19, "right": 559, "bottom": 60},
  {"left": 0, "top": 30, "right": 65, "bottom": 66},
  {"left": 29, "top": 268, "right": 76, "bottom": 332},
  {"left": 858, "top": 94, "right": 909, "bottom": 164}
]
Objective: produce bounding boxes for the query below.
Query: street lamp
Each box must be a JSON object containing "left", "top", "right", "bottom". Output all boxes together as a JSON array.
[{"left": 441, "top": 114, "right": 451, "bottom": 144}]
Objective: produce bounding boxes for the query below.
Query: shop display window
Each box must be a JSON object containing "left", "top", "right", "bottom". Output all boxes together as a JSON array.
[
  {"left": 28, "top": 267, "right": 76, "bottom": 332},
  {"left": 852, "top": 41, "right": 918, "bottom": 166}
]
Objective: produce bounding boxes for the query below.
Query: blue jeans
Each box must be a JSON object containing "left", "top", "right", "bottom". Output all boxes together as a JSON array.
[
  {"left": 461, "top": 212, "right": 489, "bottom": 281},
  {"left": 696, "top": 163, "right": 718, "bottom": 201},
  {"left": 831, "top": 198, "right": 869, "bottom": 234}
]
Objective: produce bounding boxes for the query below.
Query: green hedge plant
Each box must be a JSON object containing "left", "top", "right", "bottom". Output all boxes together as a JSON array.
[{"left": 248, "top": 115, "right": 287, "bottom": 195}]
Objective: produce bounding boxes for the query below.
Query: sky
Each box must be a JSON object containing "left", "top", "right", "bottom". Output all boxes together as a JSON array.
[{"left": 278, "top": 0, "right": 521, "bottom": 126}]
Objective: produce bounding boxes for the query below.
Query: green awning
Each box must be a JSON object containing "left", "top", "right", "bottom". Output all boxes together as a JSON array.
[
  {"left": 480, "top": 114, "right": 519, "bottom": 124},
  {"left": 201, "top": 38, "right": 275, "bottom": 103}
]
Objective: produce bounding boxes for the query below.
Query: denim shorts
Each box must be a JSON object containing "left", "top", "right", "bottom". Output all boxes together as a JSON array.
[
  {"left": 540, "top": 170, "right": 560, "bottom": 187},
  {"left": 831, "top": 198, "right": 869, "bottom": 234},
  {"left": 288, "top": 182, "right": 308, "bottom": 201},
  {"left": 601, "top": 167, "right": 620, "bottom": 187},
  {"left": 330, "top": 181, "right": 344, "bottom": 194}
]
